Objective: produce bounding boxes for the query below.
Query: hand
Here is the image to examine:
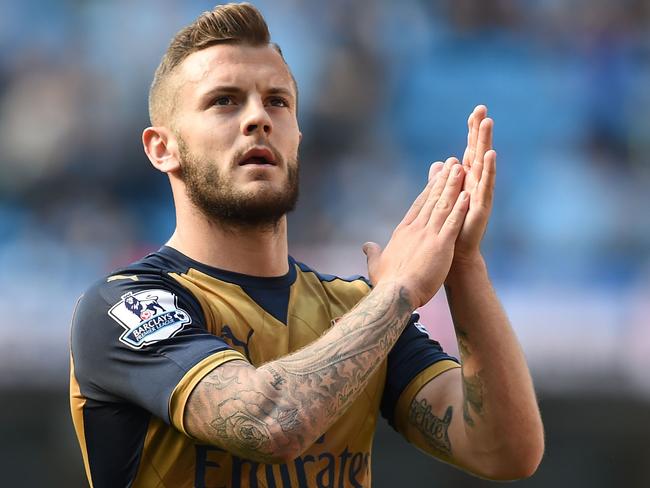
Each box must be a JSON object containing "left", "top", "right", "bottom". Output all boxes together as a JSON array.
[
  {"left": 363, "top": 158, "right": 470, "bottom": 309},
  {"left": 431, "top": 105, "right": 496, "bottom": 267}
]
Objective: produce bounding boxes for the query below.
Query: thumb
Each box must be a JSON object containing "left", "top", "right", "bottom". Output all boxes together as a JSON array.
[{"left": 362, "top": 242, "right": 382, "bottom": 284}]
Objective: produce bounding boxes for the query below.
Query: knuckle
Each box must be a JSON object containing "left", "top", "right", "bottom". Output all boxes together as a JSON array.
[
  {"left": 446, "top": 215, "right": 460, "bottom": 227},
  {"left": 475, "top": 201, "right": 491, "bottom": 213},
  {"left": 435, "top": 199, "right": 452, "bottom": 212}
]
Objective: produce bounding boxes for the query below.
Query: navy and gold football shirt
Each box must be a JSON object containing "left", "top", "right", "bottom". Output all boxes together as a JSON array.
[{"left": 70, "top": 246, "right": 459, "bottom": 487}]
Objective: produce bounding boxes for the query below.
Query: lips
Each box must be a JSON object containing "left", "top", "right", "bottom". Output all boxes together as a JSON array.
[{"left": 238, "top": 147, "right": 276, "bottom": 166}]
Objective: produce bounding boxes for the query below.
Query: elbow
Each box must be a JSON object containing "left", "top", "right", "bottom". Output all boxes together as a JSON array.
[
  {"left": 195, "top": 413, "right": 308, "bottom": 465},
  {"left": 262, "top": 442, "right": 307, "bottom": 465},
  {"left": 477, "top": 430, "right": 545, "bottom": 481},
  {"left": 483, "top": 447, "right": 543, "bottom": 481},
  {"left": 268, "top": 428, "right": 324, "bottom": 464}
]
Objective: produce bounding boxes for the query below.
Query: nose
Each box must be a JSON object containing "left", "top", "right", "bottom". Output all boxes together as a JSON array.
[{"left": 241, "top": 97, "right": 272, "bottom": 137}]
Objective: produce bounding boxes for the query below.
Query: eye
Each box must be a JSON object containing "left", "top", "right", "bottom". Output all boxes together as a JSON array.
[
  {"left": 213, "top": 96, "right": 235, "bottom": 106},
  {"left": 268, "top": 96, "right": 289, "bottom": 108}
]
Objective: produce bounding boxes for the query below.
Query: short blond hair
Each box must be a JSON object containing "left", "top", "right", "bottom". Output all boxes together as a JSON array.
[{"left": 148, "top": 3, "right": 292, "bottom": 126}]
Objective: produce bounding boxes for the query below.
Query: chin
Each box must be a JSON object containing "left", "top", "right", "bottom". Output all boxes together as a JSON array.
[{"left": 241, "top": 178, "right": 288, "bottom": 194}]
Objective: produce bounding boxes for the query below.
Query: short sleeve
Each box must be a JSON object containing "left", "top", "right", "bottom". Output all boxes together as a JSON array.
[
  {"left": 380, "top": 313, "right": 460, "bottom": 430},
  {"left": 70, "top": 272, "right": 245, "bottom": 426}
]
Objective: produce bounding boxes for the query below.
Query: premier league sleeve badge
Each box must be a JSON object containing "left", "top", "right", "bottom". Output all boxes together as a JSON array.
[{"left": 108, "top": 289, "right": 192, "bottom": 349}]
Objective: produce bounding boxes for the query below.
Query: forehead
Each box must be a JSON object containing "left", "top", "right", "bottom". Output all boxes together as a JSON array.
[{"left": 177, "top": 43, "right": 294, "bottom": 99}]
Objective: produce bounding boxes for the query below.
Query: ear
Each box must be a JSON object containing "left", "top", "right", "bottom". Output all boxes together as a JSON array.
[{"left": 142, "top": 126, "right": 181, "bottom": 174}]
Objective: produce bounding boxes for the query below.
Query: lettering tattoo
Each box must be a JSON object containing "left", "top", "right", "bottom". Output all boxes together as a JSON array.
[
  {"left": 185, "top": 284, "right": 414, "bottom": 462},
  {"left": 409, "top": 399, "right": 453, "bottom": 457}
]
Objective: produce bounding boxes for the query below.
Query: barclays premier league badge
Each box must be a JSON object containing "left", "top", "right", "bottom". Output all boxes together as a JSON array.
[{"left": 108, "top": 289, "right": 191, "bottom": 349}]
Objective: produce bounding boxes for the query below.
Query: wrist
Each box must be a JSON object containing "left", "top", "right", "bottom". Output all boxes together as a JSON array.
[
  {"left": 447, "top": 253, "right": 487, "bottom": 285},
  {"left": 372, "top": 279, "right": 418, "bottom": 310}
]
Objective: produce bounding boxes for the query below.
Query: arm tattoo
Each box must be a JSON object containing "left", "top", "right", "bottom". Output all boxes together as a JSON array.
[
  {"left": 409, "top": 399, "right": 453, "bottom": 457},
  {"left": 267, "top": 365, "right": 286, "bottom": 391},
  {"left": 456, "top": 330, "right": 486, "bottom": 427},
  {"left": 462, "top": 371, "right": 485, "bottom": 427},
  {"left": 447, "top": 283, "right": 487, "bottom": 428},
  {"left": 185, "top": 283, "right": 414, "bottom": 461}
]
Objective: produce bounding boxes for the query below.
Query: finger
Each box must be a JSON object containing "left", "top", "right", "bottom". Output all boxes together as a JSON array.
[
  {"left": 474, "top": 117, "right": 493, "bottom": 165},
  {"left": 426, "top": 158, "right": 465, "bottom": 231},
  {"left": 401, "top": 163, "right": 442, "bottom": 226},
  {"left": 428, "top": 161, "right": 444, "bottom": 181},
  {"left": 468, "top": 162, "right": 483, "bottom": 197},
  {"left": 476, "top": 149, "right": 497, "bottom": 206},
  {"left": 417, "top": 157, "right": 460, "bottom": 221},
  {"left": 439, "top": 191, "right": 470, "bottom": 243},
  {"left": 362, "top": 241, "right": 383, "bottom": 285},
  {"left": 471, "top": 117, "right": 492, "bottom": 182},
  {"left": 463, "top": 105, "right": 487, "bottom": 168},
  {"left": 441, "top": 156, "right": 457, "bottom": 178},
  {"left": 462, "top": 111, "right": 475, "bottom": 166}
]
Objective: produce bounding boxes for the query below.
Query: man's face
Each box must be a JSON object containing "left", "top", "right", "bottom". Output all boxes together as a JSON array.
[{"left": 171, "top": 43, "right": 301, "bottom": 226}]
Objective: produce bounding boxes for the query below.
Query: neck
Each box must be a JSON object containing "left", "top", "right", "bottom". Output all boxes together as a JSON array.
[{"left": 167, "top": 203, "right": 290, "bottom": 277}]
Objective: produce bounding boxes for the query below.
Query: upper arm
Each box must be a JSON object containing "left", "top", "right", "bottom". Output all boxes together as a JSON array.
[
  {"left": 381, "top": 315, "right": 475, "bottom": 468},
  {"left": 394, "top": 362, "right": 494, "bottom": 477},
  {"left": 70, "top": 274, "right": 241, "bottom": 425},
  {"left": 380, "top": 314, "right": 460, "bottom": 430},
  {"left": 396, "top": 367, "right": 468, "bottom": 466}
]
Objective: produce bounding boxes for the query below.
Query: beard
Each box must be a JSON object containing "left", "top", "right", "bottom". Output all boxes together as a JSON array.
[{"left": 177, "top": 136, "right": 299, "bottom": 229}]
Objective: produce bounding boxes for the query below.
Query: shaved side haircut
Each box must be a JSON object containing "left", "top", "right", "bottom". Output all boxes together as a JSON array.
[{"left": 148, "top": 2, "right": 295, "bottom": 126}]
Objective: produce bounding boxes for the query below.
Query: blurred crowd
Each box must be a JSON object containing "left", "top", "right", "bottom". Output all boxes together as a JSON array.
[{"left": 1, "top": 0, "right": 650, "bottom": 386}]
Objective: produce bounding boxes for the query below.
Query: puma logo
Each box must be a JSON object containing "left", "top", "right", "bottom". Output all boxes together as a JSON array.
[{"left": 221, "top": 325, "right": 254, "bottom": 362}]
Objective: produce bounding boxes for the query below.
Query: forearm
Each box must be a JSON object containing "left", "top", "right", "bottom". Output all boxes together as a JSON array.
[
  {"left": 185, "top": 281, "right": 414, "bottom": 462},
  {"left": 185, "top": 160, "right": 471, "bottom": 463},
  {"left": 402, "top": 106, "right": 541, "bottom": 478},
  {"left": 444, "top": 257, "right": 543, "bottom": 475}
]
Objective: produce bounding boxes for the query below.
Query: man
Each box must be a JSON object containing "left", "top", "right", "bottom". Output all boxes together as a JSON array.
[{"left": 69, "top": 3, "right": 544, "bottom": 487}]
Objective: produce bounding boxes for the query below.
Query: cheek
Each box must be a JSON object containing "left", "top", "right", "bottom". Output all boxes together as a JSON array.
[
  {"left": 190, "top": 114, "right": 234, "bottom": 149},
  {"left": 278, "top": 120, "right": 301, "bottom": 152}
]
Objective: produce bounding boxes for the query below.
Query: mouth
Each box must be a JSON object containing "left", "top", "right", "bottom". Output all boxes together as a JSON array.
[{"left": 237, "top": 147, "right": 277, "bottom": 167}]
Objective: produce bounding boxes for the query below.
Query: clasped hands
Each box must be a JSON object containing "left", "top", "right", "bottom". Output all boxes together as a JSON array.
[{"left": 364, "top": 105, "right": 496, "bottom": 308}]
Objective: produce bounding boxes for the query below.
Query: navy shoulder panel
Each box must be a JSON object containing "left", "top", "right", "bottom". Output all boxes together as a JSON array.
[
  {"left": 293, "top": 258, "right": 371, "bottom": 287},
  {"left": 380, "top": 314, "right": 459, "bottom": 429},
  {"left": 71, "top": 265, "right": 231, "bottom": 423}
]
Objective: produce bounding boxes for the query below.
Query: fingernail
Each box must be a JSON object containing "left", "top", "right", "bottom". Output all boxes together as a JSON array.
[
  {"left": 453, "top": 165, "right": 462, "bottom": 176},
  {"left": 460, "top": 191, "right": 468, "bottom": 200}
]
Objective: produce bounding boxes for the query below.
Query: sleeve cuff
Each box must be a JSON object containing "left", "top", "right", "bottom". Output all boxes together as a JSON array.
[
  {"left": 168, "top": 349, "right": 248, "bottom": 435},
  {"left": 394, "top": 359, "right": 461, "bottom": 434}
]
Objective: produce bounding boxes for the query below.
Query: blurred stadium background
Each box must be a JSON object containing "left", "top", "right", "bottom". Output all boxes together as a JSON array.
[{"left": 1, "top": 0, "right": 650, "bottom": 486}]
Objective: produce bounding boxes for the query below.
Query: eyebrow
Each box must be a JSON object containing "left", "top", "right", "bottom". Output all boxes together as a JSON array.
[
  {"left": 198, "top": 86, "right": 242, "bottom": 105},
  {"left": 266, "top": 87, "right": 294, "bottom": 98},
  {"left": 198, "top": 85, "right": 295, "bottom": 107}
]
